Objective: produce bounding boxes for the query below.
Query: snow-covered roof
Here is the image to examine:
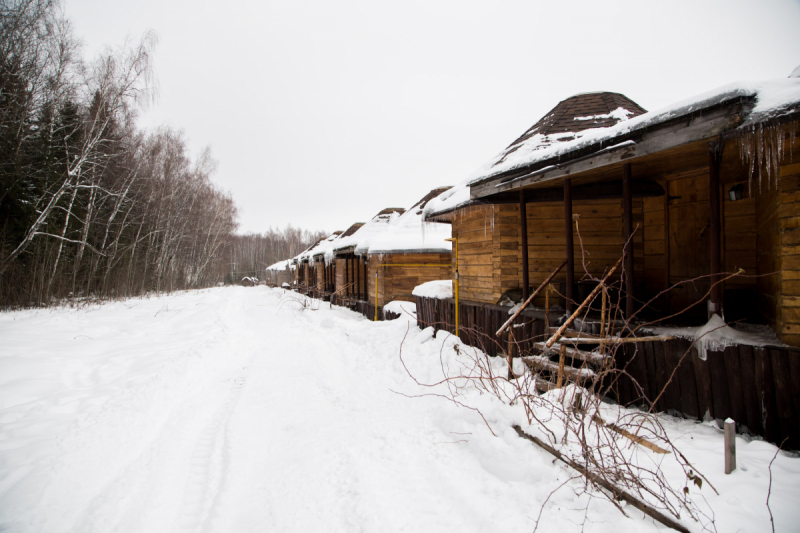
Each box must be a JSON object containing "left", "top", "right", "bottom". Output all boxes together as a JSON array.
[
  {"left": 367, "top": 188, "right": 453, "bottom": 255},
  {"left": 424, "top": 76, "right": 800, "bottom": 220},
  {"left": 324, "top": 190, "right": 453, "bottom": 260},
  {"left": 266, "top": 259, "right": 293, "bottom": 271},
  {"left": 295, "top": 231, "right": 343, "bottom": 263}
]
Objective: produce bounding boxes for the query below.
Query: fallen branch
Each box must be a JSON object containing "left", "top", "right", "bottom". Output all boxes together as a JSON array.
[{"left": 512, "top": 425, "right": 689, "bottom": 533}]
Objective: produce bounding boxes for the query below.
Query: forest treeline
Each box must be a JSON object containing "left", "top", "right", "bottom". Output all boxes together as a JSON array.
[{"left": 0, "top": 0, "right": 322, "bottom": 308}]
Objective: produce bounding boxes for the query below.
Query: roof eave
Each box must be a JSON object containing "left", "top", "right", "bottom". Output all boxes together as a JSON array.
[{"left": 472, "top": 96, "right": 751, "bottom": 199}]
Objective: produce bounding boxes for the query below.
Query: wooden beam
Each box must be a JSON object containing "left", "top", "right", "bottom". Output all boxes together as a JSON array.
[
  {"left": 484, "top": 179, "right": 665, "bottom": 205},
  {"left": 520, "top": 190, "right": 530, "bottom": 301},
  {"left": 564, "top": 178, "right": 574, "bottom": 313},
  {"left": 709, "top": 141, "right": 723, "bottom": 316},
  {"left": 471, "top": 102, "right": 745, "bottom": 199},
  {"left": 623, "top": 163, "right": 635, "bottom": 319}
]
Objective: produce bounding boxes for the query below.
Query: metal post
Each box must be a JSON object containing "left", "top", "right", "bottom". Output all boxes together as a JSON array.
[
  {"left": 564, "top": 178, "right": 575, "bottom": 313},
  {"left": 446, "top": 237, "right": 459, "bottom": 337}
]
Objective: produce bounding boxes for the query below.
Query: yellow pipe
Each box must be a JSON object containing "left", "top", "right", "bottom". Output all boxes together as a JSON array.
[
  {"left": 445, "top": 238, "right": 458, "bottom": 337},
  {"left": 378, "top": 263, "right": 450, "bottom": 268}
]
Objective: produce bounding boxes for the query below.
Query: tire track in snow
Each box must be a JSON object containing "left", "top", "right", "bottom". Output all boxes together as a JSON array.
[{"left": 174, "top": 371, "right": 248, "bottom": 532}]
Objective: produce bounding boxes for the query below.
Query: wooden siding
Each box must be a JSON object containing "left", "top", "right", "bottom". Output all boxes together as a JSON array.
[
  {"left": 368, "top": 253, "right": 452, "bottom": 307},
  {"left": 451, "top": 206, "right": 497, "bottom": 304},
  {"left": 778, "top": 161, "right": 800, "bottom": 346}
]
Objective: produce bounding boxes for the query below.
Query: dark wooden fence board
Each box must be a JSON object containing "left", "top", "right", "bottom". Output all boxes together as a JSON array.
[
  {"left": 692, "top": 348, "right": 714, "bottom": 420},
  {"left": 738, "top": 345, "right": 762, "bottom": 434},
  {"left": 769, "top": 348, "right": 797, "bottom": 449},
  {"left": 672, "top": 339, "right": 700, "bottom": 419},
  {"left": 707, "top": 349, "right": 732, "bottom": 422},
  {"left": 723, "top": 345, "right": 747, "bottom": 428}
]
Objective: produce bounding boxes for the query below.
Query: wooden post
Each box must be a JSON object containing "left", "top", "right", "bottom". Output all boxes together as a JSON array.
[
  {"left": 345, "top": 257, "right": 350, "bottom": 298},
  {"left": 544, "top": 284, "right": 551, "bottom": 332},
  {"left": 507, "top": 330, "right": 514, "bottom": 380},
  {"left": 557, "top": 344, "right": 566, "bottom": 388},
  {"left": 623, "top": 163, "right": 635, "bottom": 320},
  {"left": 520, "top": 190, "right": 530, "bottom": 301},
  {"left": 356, "top": 256, "right": 361, "bottom": 300},
  {"left": 600, "top": 287, "right": 607, "bottom": 356},
  {"left": 724, "top": 418, "right": 736, "bottom": 474},
  {"left": 709, "top": 141, "right": 723, "bottom": 317},
  {"left": 564, "top": 178, "right": 574, "bottom": 313},
  {"left": 363, "top": 257, "right": 368, "bottom": 301}
]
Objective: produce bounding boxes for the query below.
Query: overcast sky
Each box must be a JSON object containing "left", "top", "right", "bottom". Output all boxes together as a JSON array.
[{"left": 64, "top": 0, "right": 800, "bottom": 235}]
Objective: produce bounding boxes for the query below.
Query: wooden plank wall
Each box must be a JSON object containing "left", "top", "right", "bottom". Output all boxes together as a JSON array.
[
  {"left": 451, "top": 205, "right": 497, "bottom": 304},
  {"left": 756, "top": 172, "right": 782, "bottom": 332},
  {"left": 334, "top": 258, "right": 346, "bottom": 296},
  {"left": 367, "top": 253, "right": 451, "bottom": 306},
  {"left": 642, "top": 193, "right": 667, "bottom": 310},
  {"left": 524, "top": 198, "right": 633, "bottom": 308},
  {"left": 778, "top": 161, "right": 800, "bottom": 345}
]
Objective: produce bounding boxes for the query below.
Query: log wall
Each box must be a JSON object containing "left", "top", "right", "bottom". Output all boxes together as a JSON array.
[
  {"left": 778, "top": 161, "right": 800, "bottom": 346},
  {"left": 367, "top": 253, "right": 451, "bottom": 307}
]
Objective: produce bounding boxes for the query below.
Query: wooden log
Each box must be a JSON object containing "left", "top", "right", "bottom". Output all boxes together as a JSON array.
[
  {"left": 531, "top": 342, "right": 608, "bottom": 365},
  {"left": 557, "top": 345, "right": 566, "bottom": 388},
  {"left": 724, "top": 419, "right": 736, "bottom": 474},
  {"left": 521, "top": 356, "right": 594, "bottom": 381},
  {"left": 511, "top": 426, "right": 690, "bottom": 533}
]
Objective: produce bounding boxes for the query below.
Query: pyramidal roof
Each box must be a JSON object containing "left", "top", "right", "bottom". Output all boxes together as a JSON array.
[{"left": 498, "top": 92, "right": 647, "bottom": 164}]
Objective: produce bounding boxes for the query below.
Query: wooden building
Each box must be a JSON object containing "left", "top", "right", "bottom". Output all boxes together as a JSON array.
[
  {"left": 265, "top": 259, "right": 294, "bottom": 287},
  {"left": 421, "top": 78, "right": 800, "bottom": 447},
  {"left": 332, "top": 189, "right": 454, "bottom": 319}
]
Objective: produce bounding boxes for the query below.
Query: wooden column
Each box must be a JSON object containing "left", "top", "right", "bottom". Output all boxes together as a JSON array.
[
  {"left": 709, "top": 141, "right": 722, "bottom": 317},
  {"left": 363, "top": 257, "right": 368, "bottom": 301},
  {"left": 564, "top": 178, "right": 574, "bottom": 313},
  {"left": 623, "top": 163, "right": 635, "bottom": 319},
  {"left": 356, "top": 257, "right": 361, "bottom": 300},
  {"left": 520, "top": 190, "right": 530, "bottom": 301},
  {"left": 345, "top": 257, "right": 350, "bottom": 297}
]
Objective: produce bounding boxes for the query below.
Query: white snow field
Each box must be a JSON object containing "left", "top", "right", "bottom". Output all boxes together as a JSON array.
[{"left": 1, "top": 286, "right": 798, "bottom": 532}]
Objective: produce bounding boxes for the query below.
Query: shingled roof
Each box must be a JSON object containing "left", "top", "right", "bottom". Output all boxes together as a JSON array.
[
  {"left": 412, "top": 187, "right": 452, "bottom": 213},
  {"left": 340, "top": 223, "right": 365, "bottom": 238},
  {"left": 499, "top": 92, "right": 647, "bottom": 164}
]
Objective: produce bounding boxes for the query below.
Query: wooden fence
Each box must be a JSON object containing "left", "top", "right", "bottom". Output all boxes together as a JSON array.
[{"left": 416, "top": 296, "right": 800, "bottom": 450}]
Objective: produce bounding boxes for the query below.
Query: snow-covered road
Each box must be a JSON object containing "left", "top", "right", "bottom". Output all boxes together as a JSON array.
[{"left": 1, "top": 287, "right": 798, "bottom": 532}]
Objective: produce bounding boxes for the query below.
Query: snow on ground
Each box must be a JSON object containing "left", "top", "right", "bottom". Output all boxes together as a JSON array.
[{"left": 1, "top": 287, "right": 798, "bottom": 532}]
